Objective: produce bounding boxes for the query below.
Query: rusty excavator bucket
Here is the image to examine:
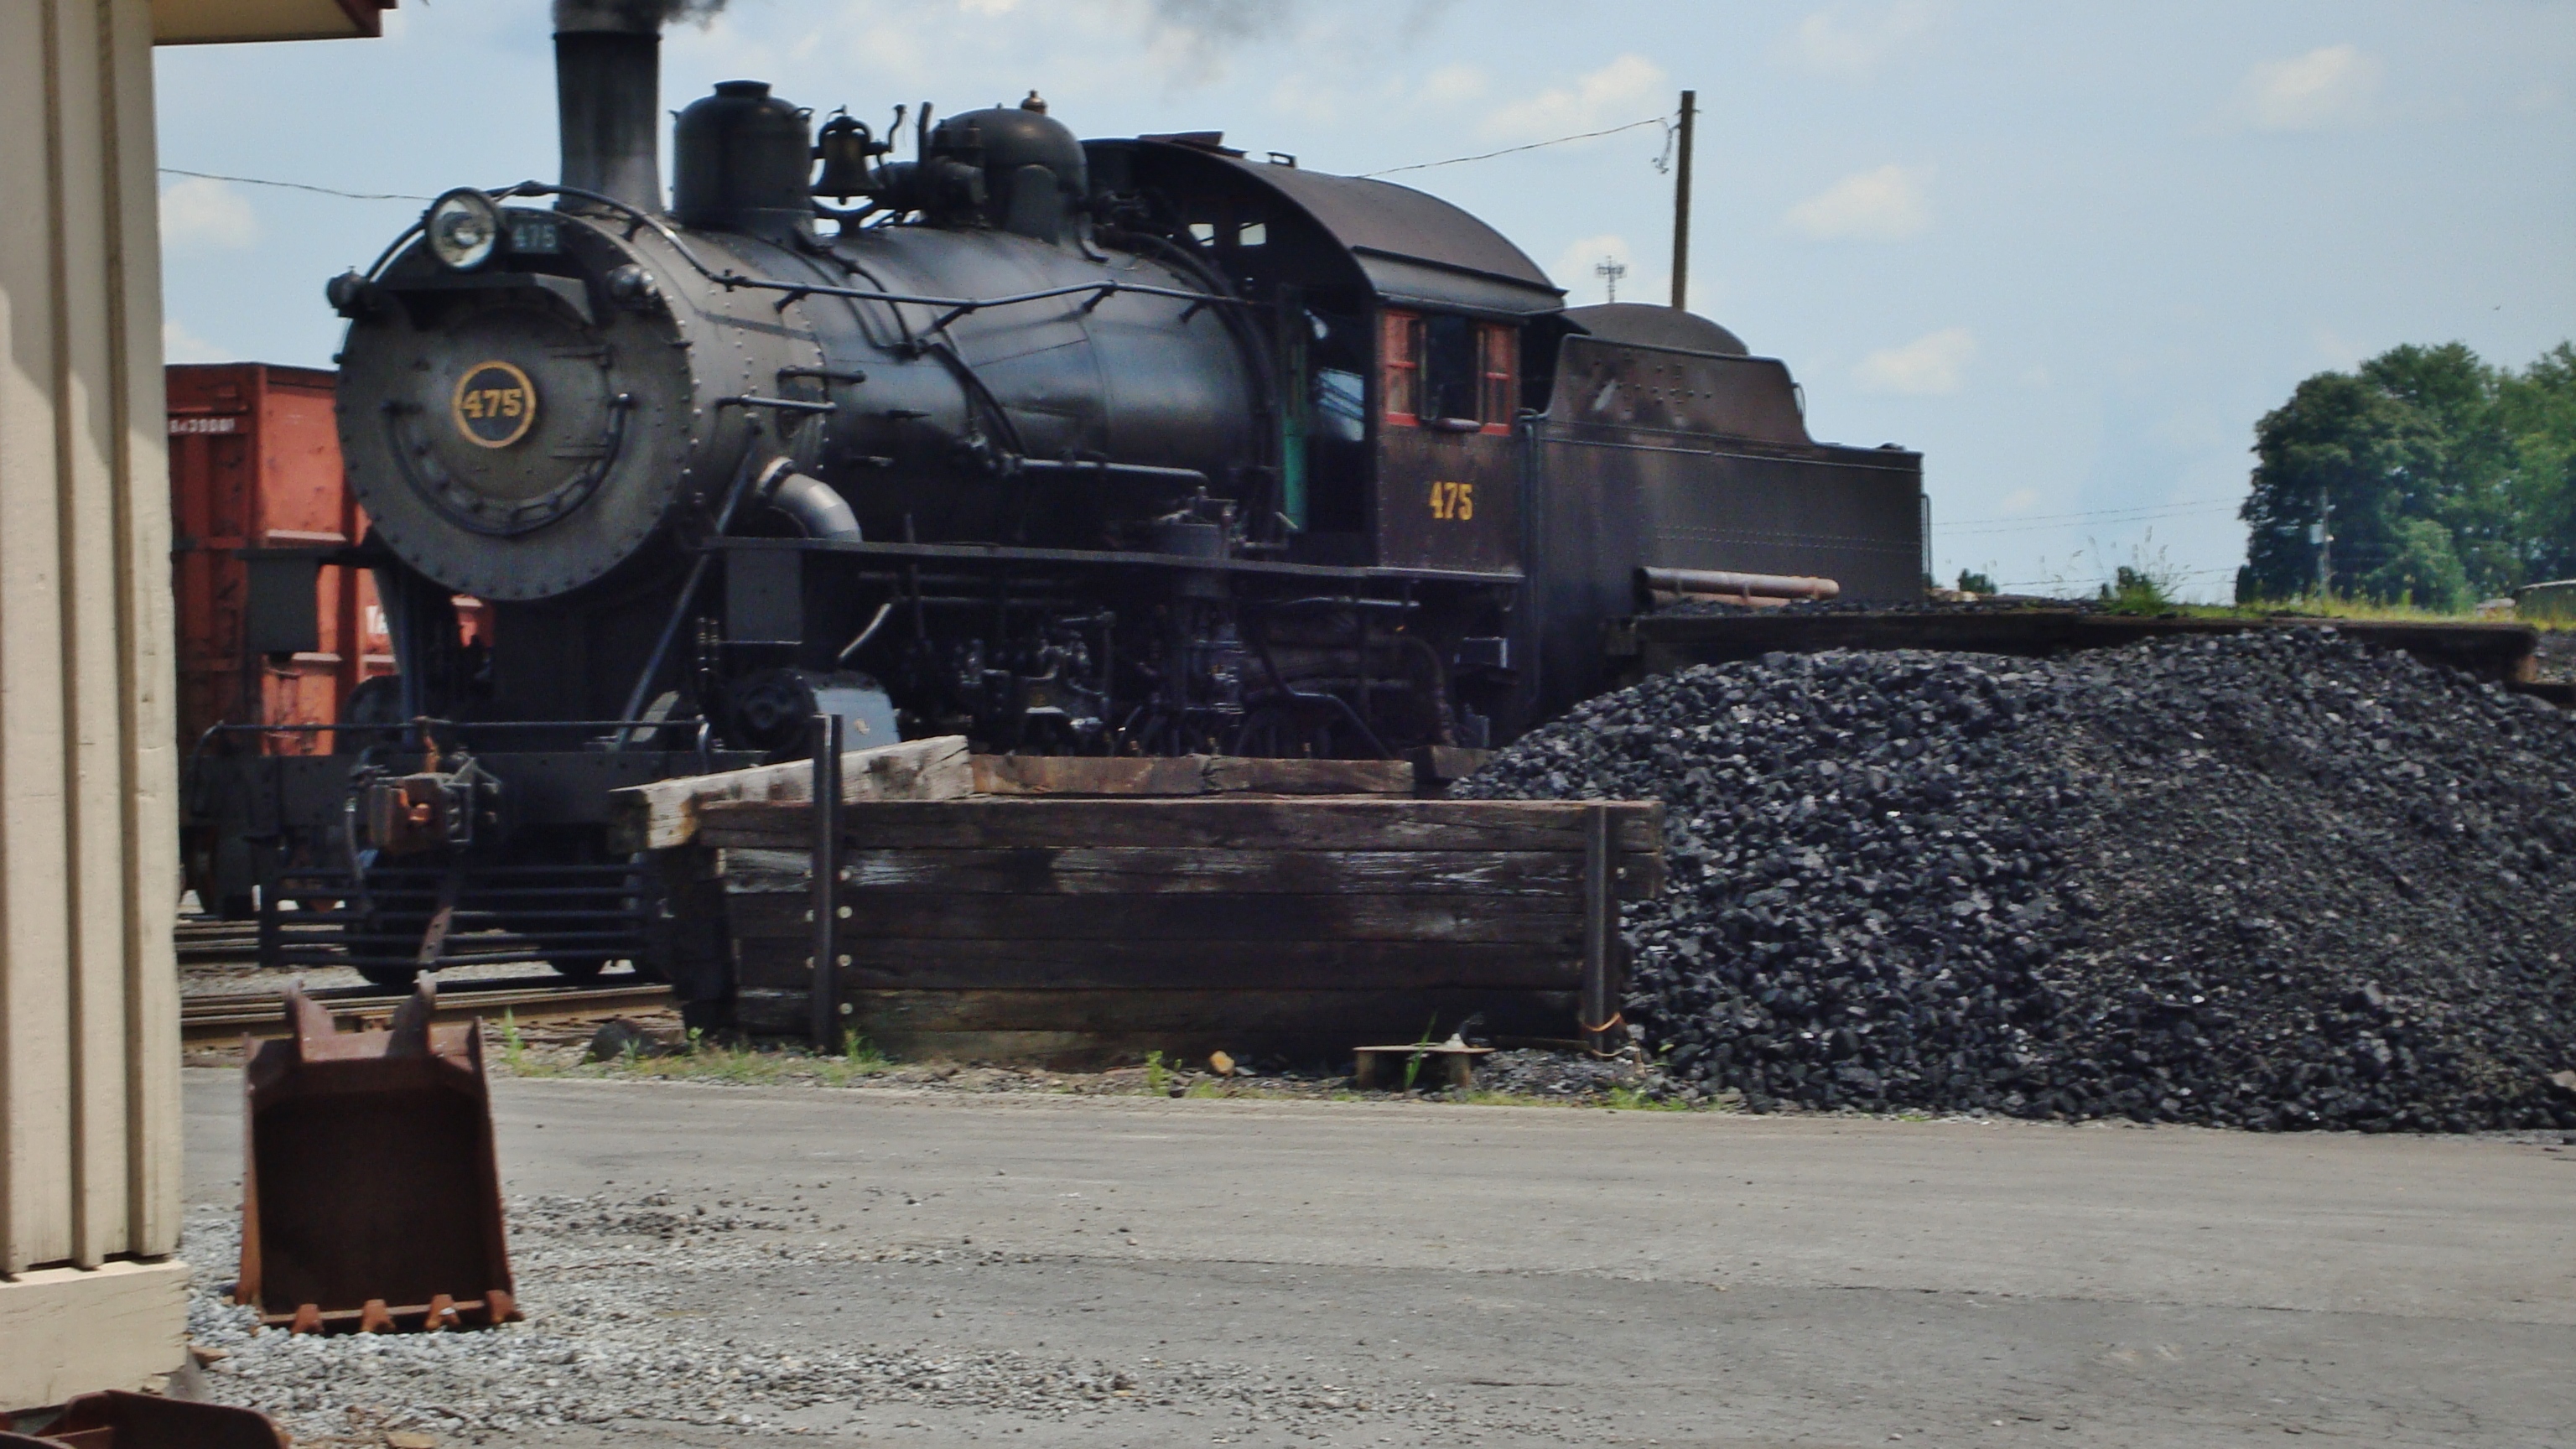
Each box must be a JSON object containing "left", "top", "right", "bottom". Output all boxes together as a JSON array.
[
  {"left": 236, "top": 982, "right": 520, "bottom": 1333},
  {"left": 0, "top": 1390, "right": 288, "bottom": 1449}
]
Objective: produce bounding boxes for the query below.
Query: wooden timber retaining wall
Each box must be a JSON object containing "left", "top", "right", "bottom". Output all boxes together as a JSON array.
[{"left": 700, "top": 797, "right": 1663, "bottom": 1065}]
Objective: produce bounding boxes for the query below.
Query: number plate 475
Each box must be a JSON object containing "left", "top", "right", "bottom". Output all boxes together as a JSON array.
[{"left": 1428, "top": 480, "right": 1475, "bottom": 521}]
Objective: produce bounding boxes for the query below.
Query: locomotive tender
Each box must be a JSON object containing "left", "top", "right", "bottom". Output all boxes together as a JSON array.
[{"left": 186, "top": 0, "right": 1924, "bottom": 1004}]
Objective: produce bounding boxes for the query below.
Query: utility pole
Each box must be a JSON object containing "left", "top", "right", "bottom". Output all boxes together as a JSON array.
[
  {"left": 1595, "top": 257, "right": 1627, "bottom": 304},
  {"left": 1670, "top": 90, "right": 1696, "bottom": 309},
  {"left": 2313, "top": 486, "right": 2334, "bottom": 597}
]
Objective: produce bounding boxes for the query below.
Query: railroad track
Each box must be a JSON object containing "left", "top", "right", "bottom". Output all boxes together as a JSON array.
[
  {"left": 176, "top": 917, "right": 262, "bottom": 964},
  {"left": 181, "top": 972, "right": 673, "bottom": 1044}
]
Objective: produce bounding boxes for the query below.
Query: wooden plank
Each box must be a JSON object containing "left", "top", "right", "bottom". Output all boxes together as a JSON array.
[
  {"left": 699, "top": 797, "right": 1664, "bottom": 854},
  {"left": 841, "top": 987, "right": 1578, "bottom": 1043},
  {"left": 1200, "top": 756, "right": 1416, "bottom": 795},
  {"left": 719, "top": 846, "right": 1661, "bottom": 899},
  {"left": 969, "top": 755, "right": 1210, "bottom": 796},
  {"left": 735, "top": 937, "right": 1583, "bottom": 992},
  {"left": 969, "top": 753, "right": 1417, "bottom": 797},
  {"left": 606, "top": 735, "right": 969, "bottom": 850},
  {"left": 732, "top": 987, "right": 809, "bottom": 1035},
  {"left": 732, "top": 985, "right": 1582, "bottom": 1065},
  {"left": 0, "top": 1260, "right": 192, "bottom": 1406},
  {"left": 1410, "top": 745, "right": 1494, "bottom": 786},
  {"left": 724, "top": 891, "right": 1586, "bottom": 944}
]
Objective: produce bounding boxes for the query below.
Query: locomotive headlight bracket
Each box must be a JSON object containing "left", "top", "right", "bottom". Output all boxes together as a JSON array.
[{"left": 425, "top": 188, "right": 502, "bottom": 272}]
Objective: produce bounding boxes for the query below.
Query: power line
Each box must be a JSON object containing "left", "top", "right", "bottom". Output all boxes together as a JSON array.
[
  {"left": 1989, "top": 564, "right": 2241, "bottom": 591},
  {"left": 1359, "top": 116, "right": 1670, "bottom": 179},
  {"left": 174, "top": 113, "right": 1680, "bottom": 200},
  {"left": 1935, "top": 495, "right": 2243, "bottom": 528},
  {"left": 158, "top": 167, "right": 429, "bottom": 203},
  {"left": 1936, "top": 507, "right": 2244, "bottom": 540}
]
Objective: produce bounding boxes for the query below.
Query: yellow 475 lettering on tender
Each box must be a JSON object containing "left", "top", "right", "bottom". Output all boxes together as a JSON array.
[{"left": 1428, "top": 480, "right": 1475, "bottom": 521}]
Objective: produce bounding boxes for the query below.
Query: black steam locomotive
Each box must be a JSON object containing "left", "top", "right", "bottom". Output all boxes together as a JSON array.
[{"left": 185, "top": 3, "right": 1923, "bottom": 1004}]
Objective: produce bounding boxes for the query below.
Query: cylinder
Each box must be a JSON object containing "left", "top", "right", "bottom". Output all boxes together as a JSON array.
[{"left": 554, "top": 1, "right": 663, "bottom": 213}]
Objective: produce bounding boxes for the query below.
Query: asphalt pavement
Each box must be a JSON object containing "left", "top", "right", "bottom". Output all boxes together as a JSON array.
[{"left": 181, "top": 1070, "right": 2575, "bottom": 1446}]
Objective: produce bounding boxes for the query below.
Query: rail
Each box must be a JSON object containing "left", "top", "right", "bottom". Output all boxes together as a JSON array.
[{"left": 181, "top": 972, "right": 672, "bottom": 1045}]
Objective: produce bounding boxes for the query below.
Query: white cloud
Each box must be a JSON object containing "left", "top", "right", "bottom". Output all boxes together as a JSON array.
[
  {"left": 158, "top": 176, "right": 258, "bottom": 252},
  {"left": 2153, "top": 409, "right": 2228, "bottom": 452},
  {"left": 1783, "top": 164, "right": 1931, "bottom": 241},
  {"left": 2000, "top": 488, "right": 2040, "bottom": 513},
  {"left": 1482, "top": 54, "right": 1666, "bottom": 141},
  {"left": 1421, "top": 63, "right": 1489, "bottom": 106},
  {"left": 163, "top": 318, "right": 231, "bottom": 365},
  {"left": 2312, "top": 325, "right": 2368, "bottom": 370},
  {"left": 1780, "top": 1, "right": 1944, "bottom": 82},
  {"left": 1856, "top": 326, "right": 1976, "bottom": 395},
  {"left": 1550, "top": 234, "right": 1660, "bottom": 305},
  {"left": 2236, "top": 44, "right": 2381, "bottom": 132}
]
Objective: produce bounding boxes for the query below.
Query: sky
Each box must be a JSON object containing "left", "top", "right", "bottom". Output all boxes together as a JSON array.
[{"left": 153, "top": 0, "right": 2576, "bottom": 600}]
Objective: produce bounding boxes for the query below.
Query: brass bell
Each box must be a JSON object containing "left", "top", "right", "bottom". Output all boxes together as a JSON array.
[{"left": 813, "top": 112, "right": 879, "bottom": 200}]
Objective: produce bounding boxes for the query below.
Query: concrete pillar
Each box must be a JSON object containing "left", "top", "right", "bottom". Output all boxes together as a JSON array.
[{"left": 0, "top": 0, "right": 189, "bottom": 1407}]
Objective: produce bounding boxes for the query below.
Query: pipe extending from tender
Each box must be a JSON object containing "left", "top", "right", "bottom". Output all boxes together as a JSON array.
[{"left": 1639, "top": 566, "right": 1841, "bottom": 608}]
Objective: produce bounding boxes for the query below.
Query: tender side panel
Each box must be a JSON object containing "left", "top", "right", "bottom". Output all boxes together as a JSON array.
[{"left": 1524, "top": 426, "right": 1923, "bottom": 721}]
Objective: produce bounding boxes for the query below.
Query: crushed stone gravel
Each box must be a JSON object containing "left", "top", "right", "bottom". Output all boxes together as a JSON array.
[
  {"left": 1455, "top": 631, "right": 2576, "bottom": 1131},
  {"left": 183, "top": 1197, "right": 1463, "bottom": 1444}
]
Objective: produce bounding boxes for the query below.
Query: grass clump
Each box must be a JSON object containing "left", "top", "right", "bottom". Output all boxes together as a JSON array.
[
  {"left": 536, "top": 1024, "right": 896, "bottom": 1088},
  {"left": 1602, "top": 1085, "right": 1697, "bottom": 1112}
]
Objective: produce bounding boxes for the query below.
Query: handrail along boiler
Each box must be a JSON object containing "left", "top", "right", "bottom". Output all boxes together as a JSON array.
[{"left": 184, "top": 0, "right": 1924, "bottom": 1014}]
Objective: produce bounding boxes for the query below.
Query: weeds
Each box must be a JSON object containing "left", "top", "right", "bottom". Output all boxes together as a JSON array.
[
  {"left": 1401, "top": 1015, "right": 1440, "bottom": 1093},
  {"left": 494, "top": 1010, "right": 553, "bottom": 1078},
  {"left": 511, "top": 1022, "right": 895, "bottom": 1088},
  {"left": 1143, "top": 1050, "right": 1171, "bottom": 1094},
  {"left": 2219, "top": 592, "right": 2496, "bottom": 622},
  {"left": 2096, "top": 564, "right": 2174, "bottom": 615},
  {"left": 1602, "top": 1086, "right": 1695, "bottom": 1112}
]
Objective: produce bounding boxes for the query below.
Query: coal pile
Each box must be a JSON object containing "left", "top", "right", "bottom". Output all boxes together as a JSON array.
[{"left": 1456, "top": 631, "right": 2576, "bottom": 1131}]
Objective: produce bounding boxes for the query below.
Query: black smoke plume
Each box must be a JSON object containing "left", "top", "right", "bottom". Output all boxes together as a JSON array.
[{"left": 553, "top": 0, "right": 728, "bottom": 33}]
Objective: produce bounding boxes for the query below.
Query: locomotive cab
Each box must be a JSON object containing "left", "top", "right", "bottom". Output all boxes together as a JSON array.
[{"left": 1083, "top": 136, "right": 1556, "bottom": 582}]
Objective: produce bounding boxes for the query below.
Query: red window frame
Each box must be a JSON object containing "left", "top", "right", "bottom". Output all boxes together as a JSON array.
[
  {"left": 1476, "top": 322, "right": 1517, "bottom": 435},
  {"left": 1380, "top": 309, "right": 1423, "bottom": 427},
  {"left": 1383, "top": 312, "right": 1517, "bottom": 433}
]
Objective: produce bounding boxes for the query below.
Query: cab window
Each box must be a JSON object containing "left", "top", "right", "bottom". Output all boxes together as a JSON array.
[{"left": 1380, "top": 309, "right": 1517, "bottom": 434}]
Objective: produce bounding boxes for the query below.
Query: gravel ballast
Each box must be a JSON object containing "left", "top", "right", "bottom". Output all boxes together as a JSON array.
[
  {"left": 1457, "top": 631, "right": 2576, "bottom": 1131},
  {"left": 184, "top": 1197, "right": 1455, "bottom": 1444}
]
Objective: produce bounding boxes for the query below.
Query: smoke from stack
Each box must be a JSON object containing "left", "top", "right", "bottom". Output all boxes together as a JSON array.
[{"left": 553, "top": 0, "right": 730, "bottom": 32}]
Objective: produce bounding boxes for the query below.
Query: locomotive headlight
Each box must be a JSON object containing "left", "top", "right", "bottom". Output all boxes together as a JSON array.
[{"left": 424, "top": 189, "right": 501, "bottom": 272}]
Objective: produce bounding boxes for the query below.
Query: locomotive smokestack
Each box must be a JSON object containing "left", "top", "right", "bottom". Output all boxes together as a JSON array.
[{"left": 553, "top": 0, "right": 673, "bottom": 212}]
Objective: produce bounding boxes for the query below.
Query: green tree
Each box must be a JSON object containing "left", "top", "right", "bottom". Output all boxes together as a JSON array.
[
  {"left": 2237, "top": 369, "right": 2438, "bottom": 601},
  {"left": 2362, "top": 517, "right": 2470, "bottom": 611},
  {"left": 2356, "top": 344, "right": 2514, "bottom": 589},
  {"left": 2499, "top": 343, "right": 2576, "bottom": 581},
  {"left": 2236, "top": 340, "right": 2576, "bottom": 606}
]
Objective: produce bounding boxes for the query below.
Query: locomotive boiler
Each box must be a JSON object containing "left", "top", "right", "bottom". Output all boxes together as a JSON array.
[{"left": 185, "top": 0, "right": 1924, "bottom": 1007}]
